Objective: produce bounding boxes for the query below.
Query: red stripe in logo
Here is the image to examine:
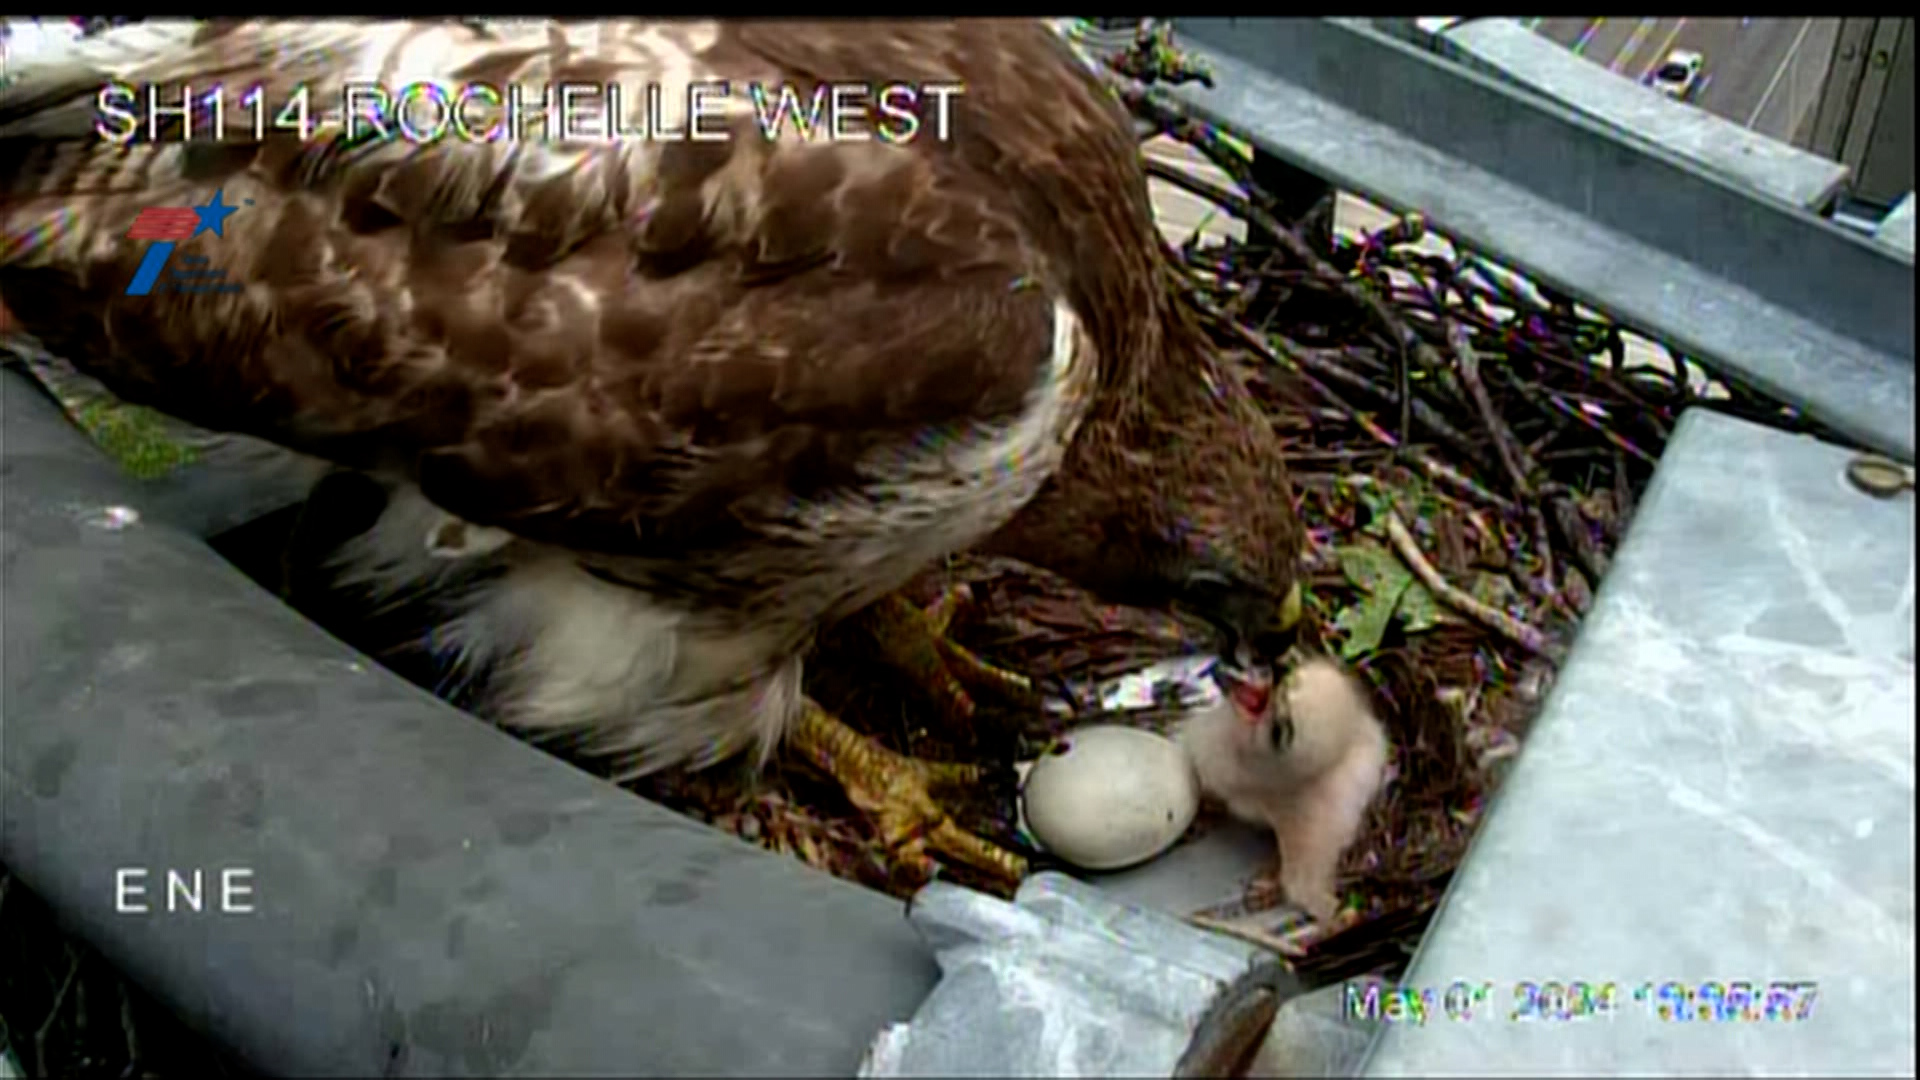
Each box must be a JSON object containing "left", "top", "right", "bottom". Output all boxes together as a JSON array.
[{"left": 125, "top": 208, "right": 199, "bottom": 241}]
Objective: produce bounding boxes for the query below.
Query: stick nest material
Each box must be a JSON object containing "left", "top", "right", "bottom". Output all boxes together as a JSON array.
[{"left": 643, "top": 35, "right": 1840, "bottom": 980}]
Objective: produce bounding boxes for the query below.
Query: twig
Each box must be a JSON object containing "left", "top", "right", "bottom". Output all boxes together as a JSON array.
[
  {"left": 1521, "top": 384, "right": 1663, "bottom": 467},
  {"left": 1219, "top": 249, "right": 1283, "bottom": 320},
  {"left": 1493, "top": 378, "right": 1633, "bottom": 583},
  {"left": 118, "top": 979, "right": 143, "bottom": 1074},
  {"left": 1499, "top": 328, "right": 1672, "bottom": 419},
  {"left": 1550, "top": 497, "right": 1612, "bottom": 582},
  {"left": 1190, "top": 298, "right": 1404, "bottom": 451},
  {"left": 1384, "top": 510, "right": 1556, "bottom": 659},
  {"left": 1171, "top": 233, "right": 1524, "bottom": 526},
  {"left": 1122, "top": 84, "right": 1449, "bottom": 445},
  {"left": 1612, "top": 451, "right": 1638, "bottom": 536},
  {"left": 1147, "top": 92, "right": 1626, "bottom": 620},
  {"left": 1144, "top": 153, "right": 1501, "bottom": 476},
  {"left": 1443, "top": 319, "right": 1559, "bottom": 596},
  {"left": 34, "top": 945, "right": 82, "bottom": 1079},
  {"left": 1105, "top": 22, "right": 1217, "bottom": 88},
  {"left": 1141, "top": 155, "right": 1259, "bottom": 224},
  {"left": 1278, "top": 340, "right": 1492, "bottom": 467},
  {"left": 1187, "top": 913, "right": 1312, "bottom": 958},
  {"left": 1127, "top": 61, "right": 1668, "bottom": 661},
  {"left": 1407, "top": 453, "right": 1519, "bottom": 515}
]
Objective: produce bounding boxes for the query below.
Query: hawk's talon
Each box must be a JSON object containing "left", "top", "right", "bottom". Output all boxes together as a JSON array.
[
  {"left": 936, "top": 633, "right": 1038, "bottom": 704},
  {"left": 791, "top": 699, "right": 1028, "bottom": 887},
  {"left": 921, "top": 582, "right": 974, "bottom": 635},
  {"left": 903, "top": 755, "right": 987, "bottom": 787},
  {"left": 862, "top": 590, "right": 1040, "bottom": 724}
]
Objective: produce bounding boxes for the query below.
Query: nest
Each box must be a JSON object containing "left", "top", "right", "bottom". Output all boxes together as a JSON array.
[{"left": 643, "top": 31, "right": 1840, "bottom": 980}]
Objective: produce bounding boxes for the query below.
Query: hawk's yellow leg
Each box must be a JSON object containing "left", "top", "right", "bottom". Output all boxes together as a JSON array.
[
  {"left": 787, "top": 585, "right": 1036, "bottom": 886},
  {"left": 860, "top": 588, "right": 1040, "bottom": 725},
  {"left": 789, "top": 699, "right": 1029, "bottom": 885}
]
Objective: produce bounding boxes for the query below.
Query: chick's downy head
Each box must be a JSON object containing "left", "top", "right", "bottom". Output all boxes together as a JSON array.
[{"left": 1206, "top": 649, "right": 1292, "bottom": 757}]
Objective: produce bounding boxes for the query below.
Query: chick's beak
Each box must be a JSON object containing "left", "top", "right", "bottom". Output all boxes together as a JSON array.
[{"left": 1208, "top": 653, "right": 1275, "bottom": 722}]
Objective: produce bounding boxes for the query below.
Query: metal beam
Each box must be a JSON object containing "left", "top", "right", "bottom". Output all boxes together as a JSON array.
[{"left": 1165, "top": 18, "right": 1914, "bottom": 461}]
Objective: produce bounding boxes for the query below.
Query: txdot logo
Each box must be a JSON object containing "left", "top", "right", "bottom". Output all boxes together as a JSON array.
[{"left": 124, "top": 188, "right": 241, "bottom": 297}]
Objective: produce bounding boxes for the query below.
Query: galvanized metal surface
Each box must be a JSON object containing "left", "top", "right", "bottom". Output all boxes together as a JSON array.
[
  {"left": 1363, "top": 408, "right": 1915, "bottom": 1076},
  {"left": 1164, "top": 18, "right": 1914, "bottom": 462},
  {"left": 1433, "top": 18, "right": 1850, "bottom": 212}
]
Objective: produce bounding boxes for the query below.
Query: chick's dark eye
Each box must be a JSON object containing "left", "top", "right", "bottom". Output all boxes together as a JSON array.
[{"left": 1270, "top": 714, "right": 1294, "bottom": 753}]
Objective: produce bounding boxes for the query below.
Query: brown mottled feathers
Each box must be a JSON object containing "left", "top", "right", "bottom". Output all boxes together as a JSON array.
[{"left": 0, "top": 19, "right": 1159, "bottom": 558}]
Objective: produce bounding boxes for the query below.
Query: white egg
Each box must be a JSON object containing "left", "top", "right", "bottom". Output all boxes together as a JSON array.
[{"left": 1019, "top": 724, "right": 1200, "bottom": 871}]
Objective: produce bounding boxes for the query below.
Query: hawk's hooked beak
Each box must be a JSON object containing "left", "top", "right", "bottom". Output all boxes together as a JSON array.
[
  {"left": 1182, "top": 574, "right": 1304, "bottom": 661},
  {"left": 1275, "top": 580, "right": 1304, "bottom": 635},
  {"left": 1244, "top": 579, "right": 1306, "bottom": 662}
]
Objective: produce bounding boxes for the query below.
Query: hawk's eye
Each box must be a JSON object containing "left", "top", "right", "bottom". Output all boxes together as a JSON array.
[{"left": 1180, "top": 568, "right": 1249, "bottom": 656}]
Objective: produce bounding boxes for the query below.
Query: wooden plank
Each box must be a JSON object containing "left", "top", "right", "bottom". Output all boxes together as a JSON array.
[{"left": 1145, "top": 136, "right": 1247, "bottom": 246}]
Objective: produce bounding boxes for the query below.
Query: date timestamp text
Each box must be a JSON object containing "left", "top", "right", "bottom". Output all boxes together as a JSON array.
[{"left": 1344, "top": 978, "right": 1820, "bottom": 1025}]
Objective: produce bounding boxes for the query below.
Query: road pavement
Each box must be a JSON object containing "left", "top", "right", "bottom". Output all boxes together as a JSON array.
[{"left": 1524, "top": 17, "right": 1840, "bottom": 144}]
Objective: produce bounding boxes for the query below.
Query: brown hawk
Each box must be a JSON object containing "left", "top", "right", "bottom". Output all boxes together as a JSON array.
[{"left": 0, "top": 18, "right": 1303, "bottom": 883}]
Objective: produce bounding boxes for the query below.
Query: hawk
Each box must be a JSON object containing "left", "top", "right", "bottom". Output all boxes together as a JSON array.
[{"left": 0, "top": 18, "right": 1304, "bottom": 883}]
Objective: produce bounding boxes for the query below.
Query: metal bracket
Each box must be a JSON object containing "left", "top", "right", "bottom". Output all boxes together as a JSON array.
[
  {"left": 1163, "top": 18, "right": 1914, "bottom": 462},
  {"left": 859, "top": 873, "right": 1303, "bottom": 1078}
]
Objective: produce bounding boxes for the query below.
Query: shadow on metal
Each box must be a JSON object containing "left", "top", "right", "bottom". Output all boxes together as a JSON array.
[{"left": 0, "top": 367, "right": 938, "bottom": 1076}]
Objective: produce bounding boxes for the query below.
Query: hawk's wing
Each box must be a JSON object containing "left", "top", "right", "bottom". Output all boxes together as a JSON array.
[{"left": 0, "top": 19, "right": 1077, "bottom": 556}]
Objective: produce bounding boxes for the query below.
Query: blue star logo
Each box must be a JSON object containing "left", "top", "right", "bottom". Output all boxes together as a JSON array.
[{"left": 193, "top": 189, "right": 237, "bottom": 239}]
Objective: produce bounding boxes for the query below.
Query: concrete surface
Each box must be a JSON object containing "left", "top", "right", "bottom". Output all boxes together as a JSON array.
[
  {"left": 861, "top": 874, "right": 1299, "bottom": 1078},
  {"left": 1531, "top": 17, "right": 1840, "bottom": 145},
  {"left": 1877, "top": 192, "right": 1916, "bottom": 256}
]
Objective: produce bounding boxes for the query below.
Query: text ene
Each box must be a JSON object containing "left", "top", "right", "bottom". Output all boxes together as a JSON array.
[{"left": 114, "top": 867, "right": 256, "bottom": 914}]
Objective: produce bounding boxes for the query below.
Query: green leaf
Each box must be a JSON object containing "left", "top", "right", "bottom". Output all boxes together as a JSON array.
[
  {"left": 1334, "top": 542, "right": 1420, "bottom": 659},
  {"left": 1395, "top": 580, "right": 1443, "bottom": 633},
  {"left": 1336, "top": 541, "right": 1403, "bottom": 594},
  {"left": 1333, "top": 575, "right": 1410, "bottom": 660},
  {"left": 1337, "top": 540, "right": 1453, "bottom": 645}
]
